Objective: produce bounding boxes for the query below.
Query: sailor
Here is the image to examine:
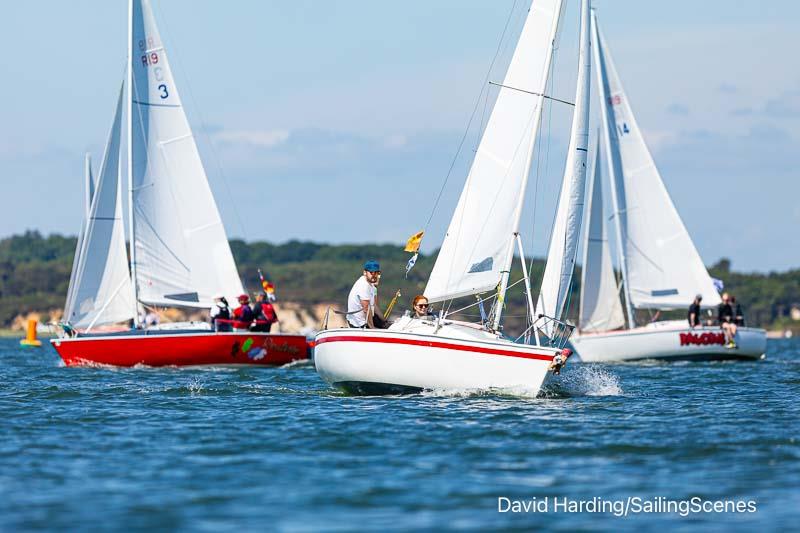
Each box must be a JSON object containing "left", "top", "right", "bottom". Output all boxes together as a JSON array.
[
  {"left": 717, "top": 292, "right": 737, "bottom": 348},
  {"left": 210, "top": 295, "right": 231, "bottom": 332},
  {"left": 687, "top": 294, "right": 702, "bottom": 328},
  {"left": 233, "top": 294, "right": 255, "bottom": 330},
  {"left": 549, "top": 348, "right": 572, "bottom": 375},
  {"left": 412, "top": 295, "right": 435, "bottom": 319},
  {"left": 347, "top": 260, "right": 385, "bottom": 328},
  {"left": 251, "top": 293, "right": 278, "bottom": 332}
]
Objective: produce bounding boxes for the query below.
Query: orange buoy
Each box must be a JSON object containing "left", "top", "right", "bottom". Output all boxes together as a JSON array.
[{"left": 19, "top": 319, "right": 42, "bottom": 348}]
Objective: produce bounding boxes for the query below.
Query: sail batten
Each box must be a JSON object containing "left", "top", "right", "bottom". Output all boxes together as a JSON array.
[
  {"left": 592, "top": 15, "right": 720, "bottom": 311},
  {"left": 424, "top": 0, "right": 565, "bottom": 305},
  {"left": 128, "top": 0, "right": 243, "bottom": 309}
]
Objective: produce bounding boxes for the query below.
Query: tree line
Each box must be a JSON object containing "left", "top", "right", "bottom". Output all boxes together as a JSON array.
[{"left": 1, "top": 231, "right": 798, "bottom": 333}]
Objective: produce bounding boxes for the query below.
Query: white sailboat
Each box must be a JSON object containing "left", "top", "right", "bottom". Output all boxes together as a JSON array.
[
  {"left": 314, "top": 0, "right": 592, "bottom": 395},
  {"left": 53, "top": 0, "right": 308, "bottom": 367},
  {"left": 569, "top": 12, "right": 766, "bottom": 362}
]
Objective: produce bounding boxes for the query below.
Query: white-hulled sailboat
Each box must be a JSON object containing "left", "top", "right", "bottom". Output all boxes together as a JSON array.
[
  {"left": 314, "top": 0, "right": 592, "bottom": 395},
  {"left": 52, "top": 0, "right": 308, "bottom": 367},
  {"left": 569, "top": 12, "right": 766, "bottom": 362}
]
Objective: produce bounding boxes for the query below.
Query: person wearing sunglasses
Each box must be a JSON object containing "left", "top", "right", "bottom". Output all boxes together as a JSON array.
[
  {"left": 347, "top": 260, "right": 385, "bottom": 328},
  {"left": 412, "top": 294, "right": 434, "bottom": 319}
]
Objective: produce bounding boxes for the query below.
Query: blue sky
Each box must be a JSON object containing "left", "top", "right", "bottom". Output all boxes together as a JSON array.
[{"left": 1, "top": 1, "right": 798, "bottom": 272}]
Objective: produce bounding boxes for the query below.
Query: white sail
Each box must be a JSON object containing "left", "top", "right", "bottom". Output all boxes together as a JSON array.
[
  {"left": 128, "top": 0, "right": 243, "bottom": 308},
  {"left": 64, "top": 86, "right": 135, "bottom": 329},
  {"left": 424, "top": 0, "right": 564, "bottom": 304},
  {"left": 593, "top": 17, "right": 720, "bottom": 310},
  {"left": 579, "top": 140, "right": 625, "bottom": 332},
  {"left": 64, "top": 157, "right": 93, "bottom": 323},
  {"left": 535, "top": 0, "right": 591, "bottom": 325}
]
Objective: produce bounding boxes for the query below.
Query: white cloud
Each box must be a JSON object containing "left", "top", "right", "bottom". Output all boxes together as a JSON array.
[{"left": 214, "top": 129, "right": 290, "bottom": 148}]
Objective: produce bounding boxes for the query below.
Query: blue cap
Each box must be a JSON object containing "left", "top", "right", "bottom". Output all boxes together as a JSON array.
[{"left": 363, "top": 260, "right": 381, "bottom": 272}]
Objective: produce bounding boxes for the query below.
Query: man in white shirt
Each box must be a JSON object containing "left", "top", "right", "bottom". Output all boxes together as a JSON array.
[{"left": 347, "top": 260, "right": 381, "bottom": 328}]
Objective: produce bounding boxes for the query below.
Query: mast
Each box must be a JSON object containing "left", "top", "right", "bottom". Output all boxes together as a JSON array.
[
  {"left": 591, "top": 10, "right": 635, "bottom": 328},
  {"left": 127, "top": 0, "right": 140, "bottom": 327}
]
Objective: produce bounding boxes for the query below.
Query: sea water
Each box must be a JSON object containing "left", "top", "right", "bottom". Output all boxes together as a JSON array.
[{"left": 0, "top": 338, "right": 797, "bottom": 531}]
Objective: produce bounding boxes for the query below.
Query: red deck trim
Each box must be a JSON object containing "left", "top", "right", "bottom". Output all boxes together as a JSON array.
[{"left": 316, "top": 335, "right": 555, "bottom": 361}]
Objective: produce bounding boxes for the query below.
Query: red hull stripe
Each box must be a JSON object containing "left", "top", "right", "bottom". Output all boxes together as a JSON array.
[{"left": 316, "top": 335, "right": 555, "bottom": 361}]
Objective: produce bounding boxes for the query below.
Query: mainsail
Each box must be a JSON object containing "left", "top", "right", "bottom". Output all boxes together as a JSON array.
[
  {"left": 578, "top": 140, "right": 625, "bottom": 332},
  {"left": 128, "top": 0, "right": 243, "bottom": 309},
  {"left": 535, "top": 0, "right": 592, "bottom": 324},
  {"left": 63, "top": 86, "right": 135, "bottom": 329},
  {"left": 592, "top": 14, "right": 721, "bottom": 310},
  {"left": 424, "top": 0, "right": 564, "bottom": 304}
]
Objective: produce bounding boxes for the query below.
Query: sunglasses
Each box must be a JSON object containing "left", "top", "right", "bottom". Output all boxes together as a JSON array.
[{"left": 416, "top": 303, "right": 429, "bottom": 308}]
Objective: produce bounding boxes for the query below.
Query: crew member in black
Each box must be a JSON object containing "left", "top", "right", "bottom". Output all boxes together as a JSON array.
[
  {"left": 687, "top": 294, "right": 702, "bottom": 328},
  {"left": 717, "top": 292, "right": 737, "bottom": 348},
  {"left": 210, "top": 296, "right": 231, "bottom": 332}
]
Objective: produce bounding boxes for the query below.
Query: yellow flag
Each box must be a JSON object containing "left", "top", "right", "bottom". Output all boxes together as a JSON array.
[{"left": 404, "top": 231, "right": 424, "bottom": 253}]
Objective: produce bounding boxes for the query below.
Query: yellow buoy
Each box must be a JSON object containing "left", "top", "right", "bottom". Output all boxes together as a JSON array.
[{"left": 19, "top": 319, "right": 42, "bottom": 348}]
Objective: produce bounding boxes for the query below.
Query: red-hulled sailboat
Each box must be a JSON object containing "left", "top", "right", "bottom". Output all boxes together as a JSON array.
[{"left": 51, "top": 0, "right": 308, "bottom": 367}]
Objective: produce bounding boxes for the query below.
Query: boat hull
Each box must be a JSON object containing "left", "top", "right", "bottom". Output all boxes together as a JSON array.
[
  {"left": 314, "top": 326, "right": 560, "bottom": 396},
  {"left": 51, "top": 331, "right": 310, "bottom": 367},
  {"left": 571, "top": 322, "right": 766, "bottom": 363}
]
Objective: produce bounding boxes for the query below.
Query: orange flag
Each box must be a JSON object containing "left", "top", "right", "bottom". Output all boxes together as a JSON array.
[{"left": 404, "top": 231, "right": 424, "bottom": 253}]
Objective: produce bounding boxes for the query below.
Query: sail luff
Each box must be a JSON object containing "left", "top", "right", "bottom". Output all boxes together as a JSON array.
[
  {"left": 534, "top": 0, "right": 592, "bottom": 326},
  {"left": 591, "top": 10, "right": 636, "bottom": 327},
  {"left": 424, "top": 0, "right": 565, "bottom": 307},
  {"left": 84, "top": 153, "right": 95, "bottom": 219}
]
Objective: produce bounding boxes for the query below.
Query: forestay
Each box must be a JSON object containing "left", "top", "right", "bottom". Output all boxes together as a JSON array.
[
  {"left": 578, "top": 141, "right": 624, "bottom": 332},
  {"left": 129, "top": 0, "right": 243, "bottom": 308},
  {"left": 424, "top": 0, "right": 564, "bottom": 303},
  {"left": 593, "top": 19, "right": 720, "bottom": 310},
  {"left": 535, "top": 0, "right": 591, "bottom": 324},
  {"left": 64, "top": 86, "right": 135, "bottom": 329}
]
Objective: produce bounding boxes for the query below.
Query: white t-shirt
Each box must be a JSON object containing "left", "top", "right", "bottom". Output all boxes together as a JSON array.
[{"left": 347, "top": 276, "right": 377, "bottom": 327}]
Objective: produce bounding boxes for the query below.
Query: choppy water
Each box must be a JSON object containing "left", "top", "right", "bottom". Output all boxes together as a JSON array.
[{"left": 1, "top": 338, "right": 798, "bottom": 531}]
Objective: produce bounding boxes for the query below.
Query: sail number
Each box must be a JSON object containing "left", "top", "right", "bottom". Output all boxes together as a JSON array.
[
  {"left": 617, "top": 122, "right": 630, "bottom": 136},
  {"left": 141, "top": 52, "right": 159, "bottom": 67}
]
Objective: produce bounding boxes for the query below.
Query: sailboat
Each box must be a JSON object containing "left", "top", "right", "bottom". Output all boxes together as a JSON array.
[
  {"left": 51, "top": 0, "right": 309, "bottom": 367},
  {"left": 569, "top": 12, "right": 766, "bottom": 362},
  {"left": 314, "top": 0, "right": 591, "bottom": 395}
]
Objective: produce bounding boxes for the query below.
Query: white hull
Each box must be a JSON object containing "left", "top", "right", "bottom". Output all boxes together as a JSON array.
[
  {"left": 571, "top": 320, "right": 766, "bottom": 362},
  {"left": 314, "top": 318, "right": 561, "bottom": 395}
]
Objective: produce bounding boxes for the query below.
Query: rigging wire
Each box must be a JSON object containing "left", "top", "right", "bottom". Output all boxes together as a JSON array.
[{"left": 422, "top": 0, "right": 520, "bottom": 232}]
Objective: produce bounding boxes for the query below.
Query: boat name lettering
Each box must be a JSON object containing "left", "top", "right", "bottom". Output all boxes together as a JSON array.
[{"left": 679, "top": 332, "right": 724, "bottom": 346}]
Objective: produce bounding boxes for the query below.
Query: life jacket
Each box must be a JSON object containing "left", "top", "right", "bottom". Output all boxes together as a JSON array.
[
  {"left": 260, "top": 303, "right": 277, "bottom": 323},
  {"left": 233, "top": 305, "right": 255, "bottom": 328}
]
